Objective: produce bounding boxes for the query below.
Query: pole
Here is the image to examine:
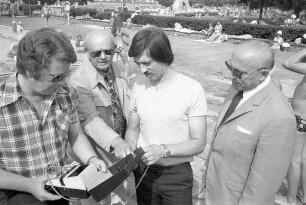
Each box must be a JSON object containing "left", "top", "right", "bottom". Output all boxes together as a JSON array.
[{"left": 29, "top": 0, "right": 31, "bottom": 17}]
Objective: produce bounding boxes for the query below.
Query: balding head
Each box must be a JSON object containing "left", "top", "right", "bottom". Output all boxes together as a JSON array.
[
  {"left": 232, "top": 40, "right": 274, "bottom": 73},
  {"left": 85, "top": 30, "right": 115, "bottom": 51},
  {"left": 229, "top": 40, "right": 274, "bottom": 91},
  {"left": 84, "top": 30, "right": 116, "bottom": 72}
]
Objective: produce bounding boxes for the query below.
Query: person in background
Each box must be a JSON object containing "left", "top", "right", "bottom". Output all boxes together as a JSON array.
[
  {"left": 41, "top": 3, "right": 51, "bottom": 27},
  {"left": 205, "top": 40, "right": 296, "bottom": 205},
  {"left": 282, "top": 48, "right": 306, "bottom": 205},
  {"left": 271, "top": 30, "right": 284, "bottom": 51},
  {"left": 7, "top": 42, "right": 18, "bottom": 62},
  {"left": 75, "top": 35, "right": 84, "bottom": 48},
  {"left": 11, "top": 20, "right": 17, "bottom": 33},
  {"left": 202, "top": 22, "right": 214, "bottom": 39},
  {"left": 205, "top": 20, "right": 222, "bottom": 42},
  {"left": 111, "top": 14, "right": 130, "bottom": 79},
  {"left": 63, "top": 1, "right": 70, "bottom": 25},
  {"left": 123, "top": 27, "right": 207, "bottom": 205},
  {"left": 0, "top": 27, "right": 106, "bottom": 205}
]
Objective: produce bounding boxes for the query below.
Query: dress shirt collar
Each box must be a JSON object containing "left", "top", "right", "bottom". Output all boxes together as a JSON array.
[
  {"left": 238, "top": 75, "right": 271, "bottom": 107},
  {"left": 83, "top": 59, "right": 125, "bottom": 89}
]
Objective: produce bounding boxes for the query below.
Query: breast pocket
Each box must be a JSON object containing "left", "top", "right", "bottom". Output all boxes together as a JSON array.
[{"left": 93, "top": 96, "right": 113, "bottom": 127}]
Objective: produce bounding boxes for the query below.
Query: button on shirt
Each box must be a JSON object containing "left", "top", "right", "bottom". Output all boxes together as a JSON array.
[{"left": 0, "top": 73, "right": 77, "bottom": 178}]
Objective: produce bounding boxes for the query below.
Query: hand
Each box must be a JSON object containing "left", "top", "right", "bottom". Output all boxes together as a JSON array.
[
  {"left": 142, "top": 144, "right": 164, "bottom": 165},
  {"left": 27, "top": 176, "right": 62, "bottom": 202},
  {"left": 88, "top": 157, "right": 107, "bottom": 172},
  {"left": 113, "top": 140, "right": 133, "bottom": 159}
]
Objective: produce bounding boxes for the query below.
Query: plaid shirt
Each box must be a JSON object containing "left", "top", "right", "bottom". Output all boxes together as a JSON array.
[{"left": 0, "top": 73, "right": 78, "bottom": 178}]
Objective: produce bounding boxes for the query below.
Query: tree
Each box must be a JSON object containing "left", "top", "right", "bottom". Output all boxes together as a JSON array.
[{"left": 156, "top": 0, "right": 174, "bottom": 7}]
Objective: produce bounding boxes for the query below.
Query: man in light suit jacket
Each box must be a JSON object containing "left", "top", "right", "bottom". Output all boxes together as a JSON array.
[{"left": 205, "top": 40, "right": 296, "bottom": 205}]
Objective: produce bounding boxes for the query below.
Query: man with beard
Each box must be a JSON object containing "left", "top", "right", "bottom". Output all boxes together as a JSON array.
[
  {"left": 69, "top": 30, "right": 131, "bottom": 205},
  {"left": 205, "top": 40, "right": 296, "bottom": 205}
]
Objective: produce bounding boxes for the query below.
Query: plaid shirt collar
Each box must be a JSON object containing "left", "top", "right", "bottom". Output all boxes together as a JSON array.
[{"left": 0, "top": 73, "right": 22, "bottom": 107}]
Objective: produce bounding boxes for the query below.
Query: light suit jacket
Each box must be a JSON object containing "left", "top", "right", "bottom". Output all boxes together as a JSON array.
[
  {"left": 69, "top": 60, "right": 130, "bottom": 165},
  {"left": 205, "top": 80, "right": 296, "bottom": 205}
]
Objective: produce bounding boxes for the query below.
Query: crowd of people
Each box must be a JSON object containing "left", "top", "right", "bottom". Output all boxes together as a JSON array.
[{"left": 1, "top": 12, "right": 306, "bottom": 205}]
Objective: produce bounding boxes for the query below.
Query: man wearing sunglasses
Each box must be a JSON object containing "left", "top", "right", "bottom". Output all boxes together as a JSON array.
[
  {"left": 0, "top": 28, "right": 107, "bottom": 205},
  {"left": 69, "top": 30, "right": 131, "bottom": 205},
  {"left": 205, "top": 40, "right": 296, "bottom": 205}
]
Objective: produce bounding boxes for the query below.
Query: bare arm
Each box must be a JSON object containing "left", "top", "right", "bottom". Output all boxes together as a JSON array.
[
  {"left": 144, "top": 116, "right": 207, "bottom": 165},
  {"left": 283, "top": 48, "right": 306, "bottom": 74},
  {"left": 124, "top": 111, "right": 140, "bottom": 151},
  {"left": 0, "top": 169, "right": 61, "bottom": 201}
]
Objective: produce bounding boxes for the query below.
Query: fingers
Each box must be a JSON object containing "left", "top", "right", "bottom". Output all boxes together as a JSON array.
[
  {"left": 42, "top": 191, "right": 62, "bottom": 201},
  {"left": 114, "top": 141, "right": 132, "bottom": 159},
  {"left": 92, "top": 159, "right": 107, "bottom": 172}
]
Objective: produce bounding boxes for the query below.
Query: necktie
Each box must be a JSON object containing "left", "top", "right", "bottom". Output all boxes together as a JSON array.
[
  {"left": 221, "top": 91, "right": 243, "bottom": 125},
  {"left": 105, "top": 72, "right": 127, "bottom": 138}
]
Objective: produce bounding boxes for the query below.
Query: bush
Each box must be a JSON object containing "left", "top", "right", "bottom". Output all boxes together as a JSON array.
[
  {"left": 70, "top": 7, "right": 97, "bottom": 18},
  {"left": 19, "top": 4, "right": 42, "bottom": 15},
  {"left": 132, "top": 14, "right": 306, "bottom": 42},
  {"left": 96, "top": 12, "right": 112, "bottom": 20},
  {"left": 70, "top": 7, "right": 131, "bottom": 21},
  {"left": 175, "top": 11, "right": 219, "bottom": 17}
]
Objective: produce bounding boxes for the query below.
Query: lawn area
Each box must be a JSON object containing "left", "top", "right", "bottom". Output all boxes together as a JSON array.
[
  {"left": 0, "top": 15, "right": 304, "bottom": 204},
  {"left": 0, "top": 15, "right": 303, "bottom": 142}
]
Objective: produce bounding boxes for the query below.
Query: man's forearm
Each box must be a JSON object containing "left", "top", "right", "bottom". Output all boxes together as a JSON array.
[
  {"left": 84, "top": 117, "right": 119, "bottom": 152},
  {"left": 71, "top": 133, "right": 100, "bottom": 164},
  {"left": 0, "top": 169, "right": 31, "bottom": 192},
  {"left": 125, "top": 128, "right": 139, "bottom": 151}
]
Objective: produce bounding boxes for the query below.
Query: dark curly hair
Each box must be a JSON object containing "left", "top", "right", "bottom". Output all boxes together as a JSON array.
[{"left": 16, "top": 27, "right": 77, "bottom": 79}]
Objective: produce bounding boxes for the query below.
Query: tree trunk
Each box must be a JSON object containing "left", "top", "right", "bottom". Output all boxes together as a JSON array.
[{"left": 257, "top": 0, "right": 264, "bottom": 23}]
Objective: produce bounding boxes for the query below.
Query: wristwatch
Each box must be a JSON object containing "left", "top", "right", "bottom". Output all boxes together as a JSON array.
[{"left": 161, "top": 144, "right": 171, "bottom": 158}]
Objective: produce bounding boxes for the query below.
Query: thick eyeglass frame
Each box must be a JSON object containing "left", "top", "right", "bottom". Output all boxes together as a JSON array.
[
  {"left": 44, "top": 69, "right": 72, "bottom": 82},
  {"left": 225, "top": 60, "right": 265, "bottom": 79},
  {"left": 88, "top": 49, "right": 115, "bottom": 58}
]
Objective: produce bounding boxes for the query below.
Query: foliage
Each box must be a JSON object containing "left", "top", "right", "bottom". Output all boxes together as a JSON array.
[
  {"left": 70, "top": 6, "right": 131, "bottom": 21},
  {"left": 175, "top": 11, "right": 219, "bottom": 17},
  {"left": 132, "top": 14, "right": 306, "bottom": 42},
  {"left": 19, "top": 4, "right": 42, "bottom": 15},
  {"left": 70, "top": 7, "right": 97, "bottom": 18},
  {"left": 156, "top": 0, "right": 174, "bottom": 7}
]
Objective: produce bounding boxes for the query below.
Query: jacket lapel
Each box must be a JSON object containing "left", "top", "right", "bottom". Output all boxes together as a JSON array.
[{"left": 218, "top": 81, "right": 274, "bottom": 128}]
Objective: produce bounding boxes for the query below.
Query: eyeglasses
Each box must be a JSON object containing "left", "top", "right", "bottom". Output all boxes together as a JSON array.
[
  {"left": 89, "top": 49, "right": 114, "bottom": 58},
  {"left": 45, "top": 69, "right": 71, "bottom": 82},
  {"left": 225, "top": 60, "right": 264, "bottom": 79}
]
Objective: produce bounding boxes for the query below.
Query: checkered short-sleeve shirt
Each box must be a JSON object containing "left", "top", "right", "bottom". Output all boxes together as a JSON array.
[{"left": 0, "top": 73, "right": 78, "bottom": 178}]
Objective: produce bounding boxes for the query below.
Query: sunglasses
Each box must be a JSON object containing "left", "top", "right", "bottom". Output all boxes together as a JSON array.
[
  {"left": 225, "top": 60, "right": 264, "bottom": 79},
  {"left": 45, "top": 69, "right": 71, "bottom": 82},
  {"left": 89, "top": 49, "right": 114, "bottom": 58}
]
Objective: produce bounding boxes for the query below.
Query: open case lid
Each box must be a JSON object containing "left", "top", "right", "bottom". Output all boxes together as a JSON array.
[
  {"left": 45, "top": 147, "right": 145, "bottom": 202},
  {"left": 86, "top": 147, "right": 145, "bottom": 202}
]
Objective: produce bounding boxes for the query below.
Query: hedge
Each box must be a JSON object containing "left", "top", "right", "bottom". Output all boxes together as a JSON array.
[
  {"left": 70, "top": 7, "right": 131, "bottom": 21},
  {"left": 132, "top": 14, "right": 306, "bottom": 42},
  {"left": 19, "top": 4, "right": 42, "bottom": 15}
]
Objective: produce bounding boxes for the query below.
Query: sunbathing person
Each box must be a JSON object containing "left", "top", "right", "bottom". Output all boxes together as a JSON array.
[
  {"left": 202, "top": 22, "right": 213, "bottom": 39},
  {"left": 206, "top": 21, "right": 222, "bottom": 42}
]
